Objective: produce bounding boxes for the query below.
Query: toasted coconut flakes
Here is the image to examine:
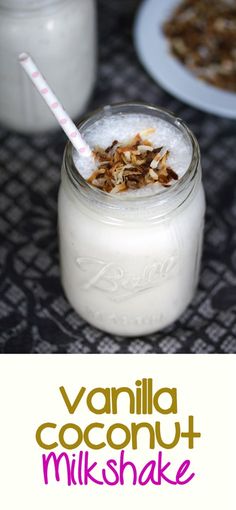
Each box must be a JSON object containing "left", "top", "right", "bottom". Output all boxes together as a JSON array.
[
  {"left": 87, "top": 167, "right": 106, "bottom": 184},
  {"left": 160, "top": 146, "right": 167, "bottom": 155},
  {"left": 86, "top": 133, "right": 178, "bottom": 193},
  {"left": 158, "top": 151, "right": 169, "bottom": 174},
  {"left": 149, "top": 167, "right": 159, "bottom": 181},
  {"left": 150, "top": 159, "right": 159, "bottom": 169},
  {"left": 110, "top": 183, "right": 127, "bottom": 194},
  {"left": 134, "top": 158, "right": 147, "bottom": 166},
  {"left": 138, "top": 145, "right": 154, "bottom": 152},
  {"left": 92, "top": 177, "right": 107, "bottom": 187},
  {"left": 139, "top": 128, "right": 156, "bottom": 136},
  {"left": 124, "top": 151, "right": 131, "bottom": 161},
  {"left": 105, "top": 140, "right": 119, "bottom": 153},
  {"left": 158, "top": 174, "right": 169, "bottom": 184},
  {"left": 167, "top": 167, "right": 178, "bottom": 180},
  {"left": 122, "top": 164, "right": 136, "bottom": 170},
  {"left": 163, "top": 0, "right": 236, "bottom": 92}
]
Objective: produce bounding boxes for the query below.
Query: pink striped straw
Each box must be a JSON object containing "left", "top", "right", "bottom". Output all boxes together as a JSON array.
[{"left": 19, "top": 52, "right": 92, "bottom": 158}]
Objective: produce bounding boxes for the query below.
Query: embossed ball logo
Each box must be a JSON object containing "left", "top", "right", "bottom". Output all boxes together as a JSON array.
[{"left": 76, "top": 255, "right": 179, "bottom": 301}]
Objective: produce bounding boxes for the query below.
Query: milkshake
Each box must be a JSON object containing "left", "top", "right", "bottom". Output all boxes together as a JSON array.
[
  {"left": 0, "top": 0, "right": 96, "bottom": 133},
  {"left": 58, "top": 103, "right": 205, "bottom": 336}
]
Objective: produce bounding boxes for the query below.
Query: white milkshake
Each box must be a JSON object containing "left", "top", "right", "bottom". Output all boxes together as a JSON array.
[
  {"left": 58, "top": 104, "right": 205, "bottom": 336},
  {"left": 0, "top": 0, "right": 96, "bottom": 133}
]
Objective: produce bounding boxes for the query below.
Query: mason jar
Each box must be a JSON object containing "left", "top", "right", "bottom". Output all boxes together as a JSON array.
[
  {"left": 0, "top": 0, "right": 96, "bottom": 133},
  {"left": 58, "top": 103, "right": 205, "bottom": 337}
]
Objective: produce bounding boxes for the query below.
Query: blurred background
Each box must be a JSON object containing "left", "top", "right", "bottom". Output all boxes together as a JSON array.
[{"left": 0, "top": 0, "right": 235, "bottom": 354}]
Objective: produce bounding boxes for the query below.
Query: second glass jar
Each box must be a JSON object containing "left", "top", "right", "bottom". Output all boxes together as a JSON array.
[{"left": 0, "top": 0, "right": 96, "bottom": 133}]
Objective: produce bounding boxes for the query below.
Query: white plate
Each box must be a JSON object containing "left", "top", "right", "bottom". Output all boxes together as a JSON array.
[{"left": 134, "top": 0, "right": 236, "bottom": 118}]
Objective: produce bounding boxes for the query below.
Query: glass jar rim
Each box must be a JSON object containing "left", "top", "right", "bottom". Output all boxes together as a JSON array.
[{"left": 63, "top": 102, "right": 200, "bottom": 214}]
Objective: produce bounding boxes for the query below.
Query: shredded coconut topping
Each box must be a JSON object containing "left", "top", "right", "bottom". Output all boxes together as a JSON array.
[{"left": 87, "top": 132, "right": 178, "bottom": 193}]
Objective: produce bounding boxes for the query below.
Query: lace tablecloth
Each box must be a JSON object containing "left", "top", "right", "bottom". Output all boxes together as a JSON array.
[{"left": 0, "top": 0, "right": 236, "bottom": 353}]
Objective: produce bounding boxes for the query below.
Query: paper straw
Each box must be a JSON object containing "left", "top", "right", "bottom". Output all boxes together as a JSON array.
[{"left": 19, "top": 52, "right": 92, "bottom": 158}]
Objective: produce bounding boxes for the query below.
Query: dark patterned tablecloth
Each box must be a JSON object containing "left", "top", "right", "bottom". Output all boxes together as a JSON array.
[{"left": 0, "top": 0, "right": 236, "bottom": 354}]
